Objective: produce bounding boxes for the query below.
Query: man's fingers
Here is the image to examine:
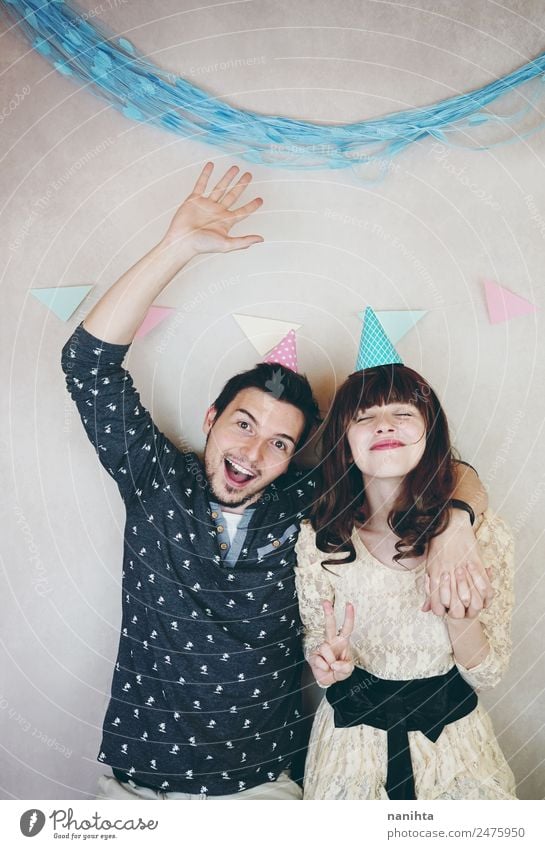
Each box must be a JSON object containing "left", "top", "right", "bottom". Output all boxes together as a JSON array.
[
  {"left": 454, "top": 566, "right": 471, "bottom": 607},
  {"left": 429, "top": 573, "right": 447, "bottom": 616},
  {"left": 446, "top": 571, "right": 483, "bottom": 620},
  {"left": 438, "top": 573, "right": 451, "bottom": 609},
  {"left": 466, "top": 560, "right": 488, "bottom": 592},
  {"left": 467, "top": 560, "right": 495, "bottom": 608},
  {"left": 208, "top": 165, "right": 240, "bottom": 201},
  {"left": 222, "top": 235, "right": 264, "bottom": 252},
  {"left": 447, "top": 573, "right": 466, "bottom": 619},
  {"left": 221, "top": 171, "right": 253, "bottom": 208},
  {"left": 466, "top": 573, "right": 484, "bottom": 618},
  {"left": 229, "top": 196, "right": 263, "bottom": 222},
  {"left": 190, "top": 161, "right": 214, "bottom": 196}
]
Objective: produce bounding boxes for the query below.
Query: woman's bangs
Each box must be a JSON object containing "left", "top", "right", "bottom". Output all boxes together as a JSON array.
[{"left": 359, "top": 367, "right": 423, "bottom": 413}]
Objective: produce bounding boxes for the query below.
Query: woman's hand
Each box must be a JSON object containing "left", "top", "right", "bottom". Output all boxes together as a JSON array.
[
  {"left": 444, "top": 566, "right": 493, "bottom": 620},
  {"left": 160, "top": 162, "right": 264, "bottom": 260},
  {"left": 423, "top": 511, "right": 494, "bottom": 617},
  {"left": 444, "top": 569, "right": 492, "bottom": 671},
  {"left": 308, "top": 601, "right": 355, "bottom": 687}
]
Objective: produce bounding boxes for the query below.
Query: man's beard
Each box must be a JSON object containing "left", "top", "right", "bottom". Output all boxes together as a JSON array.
[
  {"left": 206, "top": 476, "right": 262, "bottom": 509},
  {"left": 204, "top": 440, "right": 264, "bottom": 509}
]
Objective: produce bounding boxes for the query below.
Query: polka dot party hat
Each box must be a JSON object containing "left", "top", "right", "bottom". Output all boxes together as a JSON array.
[
  {"left": 263, "top": 329, "right": 298, "bottom": 372},
  {"left": 356, "top": 307, "right": 403, "bottom": 370}
]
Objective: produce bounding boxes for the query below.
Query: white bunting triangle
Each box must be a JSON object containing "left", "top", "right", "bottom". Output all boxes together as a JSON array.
[{"left": 233, "top": 314, "right": 302, "bottom": 355}]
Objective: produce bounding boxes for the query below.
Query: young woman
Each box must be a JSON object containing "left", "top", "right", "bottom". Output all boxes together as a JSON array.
[{"left": 295, "top": 365, "right": 517, "bottom": 800}]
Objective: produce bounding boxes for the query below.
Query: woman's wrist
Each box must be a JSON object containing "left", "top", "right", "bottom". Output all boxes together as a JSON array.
[
  {"left": 445, "top": 614, "right": 480, "bottom": 631},
  {"left": 445, "top": 616, "right": 490, "bottom": 669}
]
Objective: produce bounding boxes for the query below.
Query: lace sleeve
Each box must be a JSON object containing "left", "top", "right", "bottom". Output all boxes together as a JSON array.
[
  {"left": 455, "top": 509, "right": 515, "bottom": 691},
  {"left": 294, "top": 521, "right": 335, "bottom": 661}
]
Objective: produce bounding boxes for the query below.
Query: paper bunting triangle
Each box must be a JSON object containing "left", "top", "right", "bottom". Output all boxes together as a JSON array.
[
  {"left": 30, "top": 285, "right": 93, "bottom": 321},
  {"left": 233, "top": 314, "right": 302, "bottom": 356},
  {"left": 483, "top": 279, "right": 537, "bottom": 325},
  {"left": 358, "top": 309, "right": 427, "bottom": 344},
  {"left": 356, "top": 307, "right": 403, "bottom": 370},
  {"left": 263, "top": 329, "right": 298, "bottom": 372},
  {"left": 134, "top": 306, "right": 175, "bottom": 339}
]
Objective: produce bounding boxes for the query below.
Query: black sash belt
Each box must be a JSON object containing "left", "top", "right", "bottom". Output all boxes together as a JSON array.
[{"left": 326, "top": 664, "right": 477, "bottom": 800}]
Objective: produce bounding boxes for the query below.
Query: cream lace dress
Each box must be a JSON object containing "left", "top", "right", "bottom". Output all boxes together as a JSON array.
[{"left": 294, "top": 509, "right": 517, "bottom": 800}]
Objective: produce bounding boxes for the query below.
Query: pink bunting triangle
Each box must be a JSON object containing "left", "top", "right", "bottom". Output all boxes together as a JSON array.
[
  {"left": 483, "top": 279, "right": 537, "bottom": 325},
  {"left": 134, "top": 306, "right": 175, "bottom": 339},
  {"left": 263, "top": 329, "right": 298, "bottom": 372}
]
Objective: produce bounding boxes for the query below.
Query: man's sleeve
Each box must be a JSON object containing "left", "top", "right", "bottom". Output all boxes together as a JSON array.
[
  {"left": 452, "top": 458, "right": 488, "bottom": 517},
  {"left": 61, "top": 322, "right": 181, "bottom": 505}
]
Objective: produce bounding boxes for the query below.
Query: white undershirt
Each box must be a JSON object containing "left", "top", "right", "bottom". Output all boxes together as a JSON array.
[{"left": 221, "top": 511, "right": 244, "bottom": 542}]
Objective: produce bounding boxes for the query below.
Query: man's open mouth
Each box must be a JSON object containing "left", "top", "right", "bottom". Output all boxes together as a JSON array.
[{"left": 224, "top": 457, "right": 258, "bottom": 487}]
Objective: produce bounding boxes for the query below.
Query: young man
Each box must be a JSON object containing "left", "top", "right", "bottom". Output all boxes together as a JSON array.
[{"left": 61, "top": 163, "right": 491, "bottom": 800}]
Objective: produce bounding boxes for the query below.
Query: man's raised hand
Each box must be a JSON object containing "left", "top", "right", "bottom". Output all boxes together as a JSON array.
[
  {"left": 161, "top": 162, "right": 264, "bottom": 259},
  {"left": 308, "top": 600, "right": 355, "bottom": 687}
]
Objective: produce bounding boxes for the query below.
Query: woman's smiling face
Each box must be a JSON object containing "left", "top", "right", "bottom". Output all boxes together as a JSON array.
[{"left": 346, "top": 402, "right": 427, "bottom": 480}]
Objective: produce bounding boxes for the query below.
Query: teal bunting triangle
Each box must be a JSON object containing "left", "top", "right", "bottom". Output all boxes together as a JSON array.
[{"left": 30, "top": 285, "right": 93, "bottom": 321}]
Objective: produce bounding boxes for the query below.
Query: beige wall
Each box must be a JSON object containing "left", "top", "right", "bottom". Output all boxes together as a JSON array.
[{"left": 1, "top": 0, "right": 544, "bottom": 800}]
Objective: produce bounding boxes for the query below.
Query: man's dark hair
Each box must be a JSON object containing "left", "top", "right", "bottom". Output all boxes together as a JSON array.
[{"left": 212, "top": 363, "right": 321, "bottom": 450}]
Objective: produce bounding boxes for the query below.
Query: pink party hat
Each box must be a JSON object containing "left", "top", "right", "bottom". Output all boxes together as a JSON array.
[{"left": 263, "top": 329, "right": 298, "bottom": 372}]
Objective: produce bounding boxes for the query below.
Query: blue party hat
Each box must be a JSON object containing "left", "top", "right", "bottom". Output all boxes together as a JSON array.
[{"left": 356, "top": 307, "right": 403, "bottom": 369}]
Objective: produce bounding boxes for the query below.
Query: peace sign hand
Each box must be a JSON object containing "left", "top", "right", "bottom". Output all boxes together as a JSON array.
[{"left": 308, "top": 601, "right": 355, "bottom": 687}]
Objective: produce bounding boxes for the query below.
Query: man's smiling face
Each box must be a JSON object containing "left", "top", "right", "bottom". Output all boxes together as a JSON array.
[{"left": 202, "top": 388, "right": 305, "bottom": 512}]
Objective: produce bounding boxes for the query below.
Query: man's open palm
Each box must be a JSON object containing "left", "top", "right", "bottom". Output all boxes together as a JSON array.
[{"left": 162, "top": 162, "right": 264, "bottom": 256}]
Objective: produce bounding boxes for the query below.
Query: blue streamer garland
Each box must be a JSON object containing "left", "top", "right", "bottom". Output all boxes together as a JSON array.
[{"left": 3, "top": 0, "right": 545, "bottom": 172}]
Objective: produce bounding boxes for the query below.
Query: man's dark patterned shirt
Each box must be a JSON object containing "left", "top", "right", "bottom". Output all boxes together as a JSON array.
[{"left": 61, "top": 323, "right": 318, "bottom": 795}]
